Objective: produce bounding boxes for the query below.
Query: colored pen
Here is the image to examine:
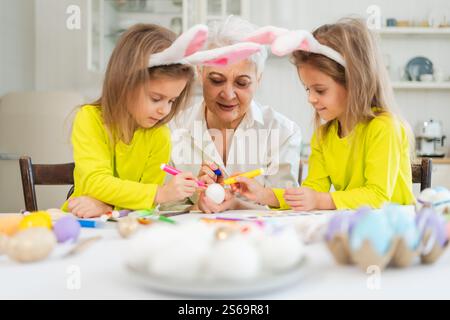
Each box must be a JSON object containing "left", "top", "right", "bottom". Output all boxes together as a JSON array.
[
  {"left": 160, "top": 164, "right": 206, "bottom": 187},
  {"left": 78, "top": 219, "right": 101, "bottom": 228},
  {"left": 223, "top": 168, "right": 265, "bottom": 185}
]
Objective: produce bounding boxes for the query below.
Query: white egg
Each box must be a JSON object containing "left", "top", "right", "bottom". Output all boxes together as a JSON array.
[
  {"left": 126, "top": 225, "right": 179, "bottom": 270},
  {"left": 207, "top": 236, "right": 260, "bottom": 281},
  {"left": 205, "top": 184, "right": 226, "bottom": 204},
  {"left": 149, "top": 238, "right": 211, "bottom": 281},
  {"left": 419, "top": 188, "right": 437, "bottom": 203},
  {"left": 258, "top": 227, "right": 304, "bottom": 271}
]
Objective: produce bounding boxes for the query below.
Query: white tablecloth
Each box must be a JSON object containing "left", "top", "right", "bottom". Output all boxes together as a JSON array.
[{"left": 1, "top": 209, "right": 449, "bottom": 300}]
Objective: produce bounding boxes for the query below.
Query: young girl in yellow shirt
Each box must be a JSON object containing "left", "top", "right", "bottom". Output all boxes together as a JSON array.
[
  {"left": 234, "top": 18, "right": 415, "bottom": 210},
  {"left": 63, "top": 24, "right": 203, "bottom": 217}
]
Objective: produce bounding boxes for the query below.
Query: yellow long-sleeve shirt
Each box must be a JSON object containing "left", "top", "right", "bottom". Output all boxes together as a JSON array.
[
  {"left": 273, "top": 113, "right": 415, "bottom": 209},
  {"left": 62, "top": 105, "right": 171, "bottom": 211}
]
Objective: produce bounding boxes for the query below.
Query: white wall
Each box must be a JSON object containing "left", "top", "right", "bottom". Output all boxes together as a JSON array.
[
  {"left": 0, "top": 0, "right": 35, "bottom": 96},
  {"left": 250, "top": 0, "right": 450, "bottom": 156},
  {"left": 34, "top": 0, "right": 102, "bottom": 100},
  {"left": 30, "top": 0, "right": 450, "bottom": 155}
]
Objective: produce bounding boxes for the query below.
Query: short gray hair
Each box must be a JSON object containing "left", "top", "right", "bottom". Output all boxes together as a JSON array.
[{"left": 207, "top": 15, "right": 268, "bottom": 77}]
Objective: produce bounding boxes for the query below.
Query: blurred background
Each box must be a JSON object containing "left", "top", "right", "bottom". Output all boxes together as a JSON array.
[{"left": 1, "top": 0, "right": 450, "bottom": 211}]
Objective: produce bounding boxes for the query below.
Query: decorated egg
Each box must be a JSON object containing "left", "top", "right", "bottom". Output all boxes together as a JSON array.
[
  {"left": 258, "top": 227, "right": 304, "bottom": 271},
  {"left": 118, "top": 216, "right": 140, "bottom": 238},
  {"left": 416, "top": 208, "right": 448, "bottom": 247},
  {"left": 207, "top": 236, "right": 260, "bottom": 281},
  {"left": 19, "top": 211, "right": 52, "bottom": 230},
  {"left": 53, "top": 215, "right": 80, "bottom": 243},
  {"left": 7, "top": 228, "right": 56, "bottom": 263},
  {"left": 0, "top": 214, "right": 24, "bottom": 236},
  {"left": 205, "top": 183, "right": 226, "bottom": 204},
  {"left": 325, "top": 211, "right": 351, "bottom": 241},
  {"left": 0, "top": 234, "right": 8, "bottom": 255},
  {"left": 385, "top": 205, "right": 420, "bottom": 250},
  {"left": 350, "top": 213, "right": 395, "bottom": 255}
]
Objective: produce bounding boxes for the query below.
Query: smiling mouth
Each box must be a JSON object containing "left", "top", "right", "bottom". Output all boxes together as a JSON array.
[
  {"left": 149, "top": 117, "right": 161, "bottom": 122},
  {"left": 316, "top": 107, "right": 327, "bottom": 112},
  {"left": 217, "top": 102, "right": 238, "bottom": 111}
]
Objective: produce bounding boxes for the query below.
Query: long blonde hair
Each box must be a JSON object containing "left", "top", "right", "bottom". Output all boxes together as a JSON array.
[
  {"left": 91, "top": 24, "right": 195, "bottom": 144},
  {"left": 292, "top": 18, "right": 413, "bottom": 148}
]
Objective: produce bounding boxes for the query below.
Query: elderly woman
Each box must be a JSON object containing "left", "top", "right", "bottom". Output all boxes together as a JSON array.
[{"left": 168, "top": 16, "right": 302, "bottom": 213}]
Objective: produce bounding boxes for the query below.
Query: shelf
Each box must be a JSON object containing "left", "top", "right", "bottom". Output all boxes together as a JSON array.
[
  {"left": 392, "top": 81, "right": 450, "bottom": 90},
  {"left": 377, "top": 27, "right": 450, "bottom": 35}
]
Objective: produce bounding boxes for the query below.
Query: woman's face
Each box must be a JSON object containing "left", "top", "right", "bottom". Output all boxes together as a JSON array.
[
  {"left": 131, "top": 76, "right": 188, "bottom": 129},
  {"left": 298, "top": 63, "right": 348, "bottom": 123},
  {"left": 201, "top": 59, "right": 259, "bottom": 127}
]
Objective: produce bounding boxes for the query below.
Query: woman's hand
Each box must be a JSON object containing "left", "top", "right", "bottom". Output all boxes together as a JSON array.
[
  {"left": 198, "top": 188, "right": 235, "bottom": 214},
  {"left": 156, "top": 172, "right": 200, "bottom": 204},
  {"left": 231, "top": 176, "right": 279, "bottom": 207},
  {"left": 197, "top": 161, "right": 223, "bottom": 185},
  {"left": 284, "top": 187, "right": 335, "bottom": 211},
  {"left": 68, "top": 196, "right": 113, "bottom": 218}
]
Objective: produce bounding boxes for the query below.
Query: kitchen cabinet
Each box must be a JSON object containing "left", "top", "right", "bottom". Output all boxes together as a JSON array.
[{"left": 88, "top": 0, "right": 250, "bottom": 72}]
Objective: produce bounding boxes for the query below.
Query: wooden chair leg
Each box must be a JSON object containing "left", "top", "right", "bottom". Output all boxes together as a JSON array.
[{"left": 19, "top": 156, "right": 38, "bottom": 212}]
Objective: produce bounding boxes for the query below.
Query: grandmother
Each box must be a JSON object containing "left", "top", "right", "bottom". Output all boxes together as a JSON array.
[{"left": 168, "top": 16, "right": 302, "bottom": 212}]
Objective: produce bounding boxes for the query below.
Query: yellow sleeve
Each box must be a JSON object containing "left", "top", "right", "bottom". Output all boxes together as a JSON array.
[
  {"left": 302, "top": 132, "right": 332, "bottom": 192},
  {"left": 271, "top": 188, "right": 290, "bottom": 210},
  {"left": 71, "top": 107, "right": 161, "bottom": 210},
  {"left": 331, "top": 118, "right": 403, "bottom": 209},
  {"left": 140, "top": 125, "right": 171, "bottom": 185}
]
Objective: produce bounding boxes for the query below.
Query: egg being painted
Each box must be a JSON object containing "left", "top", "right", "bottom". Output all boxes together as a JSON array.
[
  {"left": 19, "top": 211, "right": 52, "bottom": 230},
  {"left": 205, "top": 184, "right": 226, "bottom": 204}
]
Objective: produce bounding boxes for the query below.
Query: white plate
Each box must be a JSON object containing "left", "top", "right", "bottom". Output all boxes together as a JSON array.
[{"left": 126, "top": 257, "right": 307, "bottom": 298}]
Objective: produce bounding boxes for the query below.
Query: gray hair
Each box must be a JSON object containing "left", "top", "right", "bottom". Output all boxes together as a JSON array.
[{"left": 207, "top": 15, "right": 268, "bottom": 77}]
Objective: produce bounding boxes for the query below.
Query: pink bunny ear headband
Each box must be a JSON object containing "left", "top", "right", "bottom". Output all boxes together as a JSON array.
[
  {"left": 149, "top": 24, "right": 262, "bottom": 68},
  {"left": 244, "top": 26, "right": 346, "bottom": 68}
]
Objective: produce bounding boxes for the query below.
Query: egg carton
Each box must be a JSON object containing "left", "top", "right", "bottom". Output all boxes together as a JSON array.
[
  {"left": 325, "top": 206, "right": 449, "bottom": 271},
  {"left": 327, "top": 230, "right": 447, "bottom": 271}
]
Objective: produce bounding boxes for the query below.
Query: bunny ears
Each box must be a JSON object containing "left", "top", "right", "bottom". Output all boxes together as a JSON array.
[
  {"left": 149, "top": 24, "right": 262, "bottom": 68},
  {"left": 245, "top": 26, "right": 347, "bottom": 68}
]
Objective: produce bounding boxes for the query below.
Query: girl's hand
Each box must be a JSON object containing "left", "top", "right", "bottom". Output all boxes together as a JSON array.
[
  {"left": 198, "top": 161, "right": 223, "bottom": 185},
  {"left": 68, "top": 196, "right": 113, "bottom": 218},
  {"left": 156, "top": 172, "right": 200, "bottom": 204},
  {"left": 232, "top": 176, "right": 279, "bottom": 207},
  {"left": 284, "top": 187, "right": 335, "bottom": 211},
  {"left": 198, "top": 188, "right": 235, "bottom": 214}
]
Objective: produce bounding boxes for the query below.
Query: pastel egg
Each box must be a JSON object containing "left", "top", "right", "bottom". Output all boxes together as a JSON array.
[
  {"left": 53, "top": 215, "right": 80, "bottom": 243},
  {"left": 385, "top": 205, "right": 420, "bottom": 250},
  {"left": 205, "top": 183, "right": 226, "bottom": 205},
  {"left": 0, "top": 214, "right": 24, "bottom": 236},
  {"left": 207, "top": 236, "right": 260, "bottom": 281},
  {"left": 416, "top": 208, "right": 447, "bottom": 247},
  {"left": 7, "top": 228, "right": 56, "bottom": 263},
  {"left": 19, "top": 211, "right": 52, "bottom": 230},
  {"left": 350, "top": 213, "right": 395, "bottom": 255},
  {"left": 325, "top": 211, "right": 352, "bottom": 241},
  {"left": 118, "top": 216, "right": 139, "bottom": 238},
  {"left": 418, "top": 188, "right": 437, "bottom": 203},
  {"left": 0, "top": 234, "right": 8, "bottom": 255}
]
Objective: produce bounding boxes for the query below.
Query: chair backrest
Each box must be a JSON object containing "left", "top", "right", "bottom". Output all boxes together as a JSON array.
[
  {"left": 19, "top": 156, "right": 74, "bottom": 212},
  {"left": 411, "top": 158, "right": 432, "bottom": 191}
]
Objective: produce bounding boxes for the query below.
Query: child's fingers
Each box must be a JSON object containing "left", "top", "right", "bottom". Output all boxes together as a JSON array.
[
  {"left": 200, "top": 165, "right": 216, "bottom": 179},
  {"left": 284, "top": 194, "right": 304, "bottom": 201},
  {"left": 285, "top": 188, "right": 303, "bottom": 195}
]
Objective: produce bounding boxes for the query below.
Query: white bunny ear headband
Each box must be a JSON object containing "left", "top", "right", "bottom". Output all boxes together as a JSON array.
[
  {"left": 245, "top": 26, "right": 346, "bottom": 68},
  {"left": 149, "top": 24, "right": 262, "bottom": 68}
]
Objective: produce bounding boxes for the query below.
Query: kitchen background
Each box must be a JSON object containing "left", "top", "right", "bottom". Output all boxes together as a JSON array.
[{"left": 1, "top": 0, "right": 449, "bottom": 211}]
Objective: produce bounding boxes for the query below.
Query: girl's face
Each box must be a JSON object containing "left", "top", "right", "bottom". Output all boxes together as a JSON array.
[
  {"left": 131, "top": 76, "right": 188, "bottom": 129},
  {"left": 201, "top": 59, "right": 259, "bottom": 127},
  {"left": 297, "top": 64, "right": 348, "bottom": 123}
]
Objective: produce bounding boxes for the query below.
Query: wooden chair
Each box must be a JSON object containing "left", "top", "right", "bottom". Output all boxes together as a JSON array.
[
  {"left": 412, "top": 158, "right": 432, "bottom": 191},
  {"left": 298, "top": 158, "right": 432, "bottom": 191},
  {"left": 19, "top": 156, "right": 75, "bottom": 212}
]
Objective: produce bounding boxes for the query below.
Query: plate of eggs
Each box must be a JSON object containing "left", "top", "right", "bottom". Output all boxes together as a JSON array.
[{"left": 125, "top": 221, "right": 307, "bottom": 298}]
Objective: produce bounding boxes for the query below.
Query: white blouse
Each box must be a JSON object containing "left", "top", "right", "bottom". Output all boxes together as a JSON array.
[{"left": 168, "top": 100, "right": 302, "bottom": 188}]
